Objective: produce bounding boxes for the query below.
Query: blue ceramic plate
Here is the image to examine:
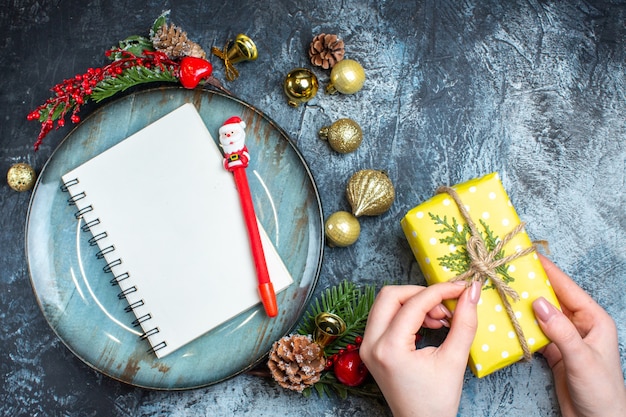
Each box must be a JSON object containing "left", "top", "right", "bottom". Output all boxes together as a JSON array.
[{"left": 26, "top": 87, "right": 323, "bottom": 390}]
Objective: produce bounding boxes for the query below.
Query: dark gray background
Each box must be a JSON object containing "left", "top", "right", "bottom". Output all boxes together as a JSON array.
[{"left": 1, "top": 1, "right": 624, "bottom": 415}]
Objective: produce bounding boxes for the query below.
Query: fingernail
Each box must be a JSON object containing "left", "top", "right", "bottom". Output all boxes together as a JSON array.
[
  {"left": 439, "top": 318, "right": 451, "bottom": 328},
  {"left": 439, "top": 304, "right": 453, "bottom": 318},
  {"left": 469, "top": 281, "right": 481, "bottom": 304},
  {"left": 533, "top": 297, "right": 557, "bottom": 322}
]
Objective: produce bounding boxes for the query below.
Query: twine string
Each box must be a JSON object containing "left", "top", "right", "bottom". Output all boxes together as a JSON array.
[
  {"left": 436, "top": 185, "right": 534, "bottom": 361},
  {"left": 212, "top": 42, "right": 240, "bottom": 81}
]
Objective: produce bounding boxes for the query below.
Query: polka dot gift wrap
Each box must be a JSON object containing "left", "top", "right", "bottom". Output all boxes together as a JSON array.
[{"left": 400, "top": 172, "right": 560, "bottom": 378}]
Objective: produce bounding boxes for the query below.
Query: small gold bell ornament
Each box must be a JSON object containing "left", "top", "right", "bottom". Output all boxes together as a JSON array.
[
  {"left": 283, "top": 68, "right": 319, "bottom": 107},
  {"left": 211, "top": 33, "right": 258, "bottom": 81},
  {"left": 346, "top": 169, "right": 395, "bottom": 217},
  {"left": 7, "top": 163, "right": 37, "bottom": 192},
  {"left": 325, "top": 59, "right": 365, "bottom": 95},
  {"left": 324, "top": 211, "right": 361, "bottom": 247},
  {"left": 319, "top": 118, "right": 363, "bottom": 153}
]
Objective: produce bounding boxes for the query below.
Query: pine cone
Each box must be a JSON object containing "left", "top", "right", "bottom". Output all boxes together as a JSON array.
[
  {"left": 151, "top": 23, "right": 207, "bottom": 59},
  {"left": 308, "top": 33, "right": 345, "bottom": 69},
  {"left": 267, "top": 334, "right": 326, "bottom": 392}
]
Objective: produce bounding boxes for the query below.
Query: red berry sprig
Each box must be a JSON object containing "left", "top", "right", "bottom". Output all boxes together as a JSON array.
[
  {"left": 28, "top": 49, "right": 179, "bottom": 150},
  {"left": 326, "top": 336, "right": 369, "bottom": 387},
  {"left": 324, "top": 335, "right": 364, "bottom": 370}
]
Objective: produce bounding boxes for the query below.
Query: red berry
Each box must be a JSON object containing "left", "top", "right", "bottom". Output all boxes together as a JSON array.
[{"left": 333, "top": 350, "right": 369, "bottom": 387}]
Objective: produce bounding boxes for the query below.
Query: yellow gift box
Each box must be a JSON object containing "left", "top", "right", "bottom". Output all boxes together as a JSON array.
[{"left": 400, "top": 172, "right": 559, "bottom": 378}]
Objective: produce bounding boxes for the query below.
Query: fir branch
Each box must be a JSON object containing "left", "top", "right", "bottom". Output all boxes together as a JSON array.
[
  {"left": 90, "top": 65, "right": 178, "bottom": 102},
  {"left": 297, "top": 281, "right": 376, "bottom": 355},
  {"left": 479, "top": 219, "right": 516, "bottom": 288},
  {"left": 430, "top": 213, "right": 471, "bottom": 274},
  {"left": 294, "top": 280, "right": 380, "bottom": 399},
  {"left": 430, "top": 213, "right": 470, "bottom": 247},
  {"left": 298, "top": 281, "right": 359, "bottom": 336},
  {"left": 430, "top": 213, "right": 517, "bottom": 288},
  {"left": 303, "top": 372, "right": 382, "bottom": 399},
  {"left": 325, "top": 284, "right": 375, "bottom": 356}
]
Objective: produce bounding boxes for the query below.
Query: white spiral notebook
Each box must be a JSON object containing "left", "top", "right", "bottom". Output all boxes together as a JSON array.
[{"left": 60, "top": 103, "right": 293, "bottom": 358}]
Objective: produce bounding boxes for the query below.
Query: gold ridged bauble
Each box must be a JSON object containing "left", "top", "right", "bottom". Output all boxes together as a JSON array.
[
  {"left": 283, "top": 68, "right": 319, "bottom": 107},
  {"left": 325, "top": 59, "right": 365, "bottom": 95},
  {"left": 324, "top": 211, "right": 360, "bottom": 247},
  {"left": 7, "top": 163, "right": 36, "bottom": 192},
  {"left": 319, "top": 118, "right": 363, "bottom": 153},
  {"left": 346, "top": 169, "right": 395, "bottom": 217}
]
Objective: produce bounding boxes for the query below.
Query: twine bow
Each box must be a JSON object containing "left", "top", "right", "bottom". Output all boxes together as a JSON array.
[
  {"left": 212, "top": 43, "right": 239, "bottom": 81},
  {"left": 437, "top": 185, "right": 534, "bottom": 361}
]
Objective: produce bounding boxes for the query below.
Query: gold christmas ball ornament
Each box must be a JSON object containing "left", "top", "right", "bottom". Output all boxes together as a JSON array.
[
  {"left": 346, "top": 169, "right": 395, "bottom": 217},
  {"left": 7, "top": 163, "right": 36, "bottom": 192},
  {"left": 325, "top": 59, "right": 366, "bottom": 95},
  {"left": 324, "top": 211, "right": 361, "bottom": 247},
  {"left": 283, "top": 68, "right": 319, "bottom": 107},
  {"left": 319, "top": 118, "right": 363, "bottom": 153}
]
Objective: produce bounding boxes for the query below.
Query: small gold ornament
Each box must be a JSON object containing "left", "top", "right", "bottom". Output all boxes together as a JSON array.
[
  {"left": 346, "top": 169, "right": 395, "bottom": 217},
  {"left": 7, "top": 163, "right": 36, "bottom": 192},
  {"left": 324, "top": 210, "right": 361, "bottom": 247},
  {"left": 313, "top": 312, "right": 347, "bottom": 347},
  {"left": 211, "top": 33, "right": 258, "bottom": 81},
  {"left": 325, "top": 59, "right": 365, "bottom": 95},
  {"left": 319, "top": 118, "right": 363, "bottom": 153},
  {"left": 283, "top": 68, "right": 319, "bottom": 107}
]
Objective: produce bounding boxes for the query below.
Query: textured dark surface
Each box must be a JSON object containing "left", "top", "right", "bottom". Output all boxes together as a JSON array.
[{"left": 1, "top": 1, "right": 624, "bottom": 416}]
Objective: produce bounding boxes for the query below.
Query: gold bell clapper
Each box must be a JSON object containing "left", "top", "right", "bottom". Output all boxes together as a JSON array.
[
  {"left": 212, "top": 34, "right": 258, "bottom": 81},
  {"left": 313, "top": 312, "right": 347, "bottom": 347},
  {"left": 283, "top": 68, "right": 319, "bottom": 107},
  {"left": 325, "top": 59, "right": 366, "bottom": 95}
]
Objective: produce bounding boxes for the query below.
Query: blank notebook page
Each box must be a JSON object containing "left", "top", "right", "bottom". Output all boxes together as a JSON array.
[{"left": 61, "top": 103, "right": 293, "bottom": 358}]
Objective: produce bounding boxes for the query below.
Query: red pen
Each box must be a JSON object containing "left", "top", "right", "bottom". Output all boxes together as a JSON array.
[{"left": 218, "top": 116, "right": 278, "bottom": 317}]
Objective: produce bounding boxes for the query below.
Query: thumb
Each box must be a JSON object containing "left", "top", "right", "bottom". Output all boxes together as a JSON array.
[
  {"left": 439, "top": 281, "right": 479, "bottom": 363},
  {"left": 532, "top": 297, "right": 586, "bottom": 364}
]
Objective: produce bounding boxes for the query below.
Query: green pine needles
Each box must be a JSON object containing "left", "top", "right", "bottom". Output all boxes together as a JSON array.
[
  {"left": 296, "top": 280, "right": 381, "bottom": 398},
  {"left": 429, "top": 213, "right": 516, "bottom": 288},
  {"left": 298, "top": 280, "right": 375, "bottom": 355},
  {"left": 90, "top": 65, "right": 178, "bottom": 102}
]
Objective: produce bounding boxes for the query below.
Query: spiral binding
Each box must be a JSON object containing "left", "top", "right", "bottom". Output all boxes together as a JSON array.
[
  {"left": 140, "top": 327, "right": 160, "bottom": 339},
  {"left": 88, "top": 232, "right": 108, "bottom": 246},
  {"left": 124, "top": 299, "right": 144, "bottom": 312},
  {"left": 82, "top": 218, "right": 100, "bottom": 232},
  {"left": 110, "top": 272, "right": 130, "bottom": 285},
  {"left": 60, "top": 178, "right": 79, "bottom": 191},
  {"left": 148, "top": 341, "right": 167, "bottom": 354},
  {"left": 67, "top": 191, "right": 87, "bottom": 205},
  {"left": 96, "top": 245, "right": 115, "bottom": 259},
  {"left": 61, "top": 178, "right": 166, "bottom": 355}
]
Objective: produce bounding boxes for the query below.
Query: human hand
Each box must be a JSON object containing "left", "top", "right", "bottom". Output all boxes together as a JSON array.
[
  {"left": 360, "top": 281, "right": 480, "bottom": 417},
  {"left": 532, "top": 255, "right": 626, "bottom": 417}
]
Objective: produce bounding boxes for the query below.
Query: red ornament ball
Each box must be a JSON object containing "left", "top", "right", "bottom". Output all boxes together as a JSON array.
[{"left": 333, "top": 349, "right": 369, "bottom": 387}]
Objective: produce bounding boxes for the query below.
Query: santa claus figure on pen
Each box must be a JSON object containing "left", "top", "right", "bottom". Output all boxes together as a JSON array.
[{"left": 218, "top": 116, "right": 250, "bottom": 171}]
